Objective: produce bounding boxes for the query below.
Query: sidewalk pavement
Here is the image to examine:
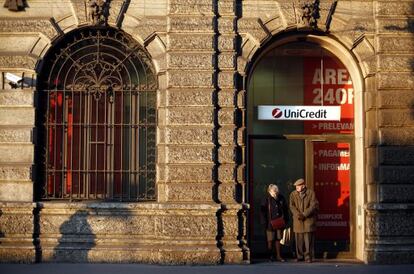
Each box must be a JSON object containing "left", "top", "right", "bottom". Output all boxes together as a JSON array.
[{"left": 1, "top": 261, "right": 414, "bottom": 274}]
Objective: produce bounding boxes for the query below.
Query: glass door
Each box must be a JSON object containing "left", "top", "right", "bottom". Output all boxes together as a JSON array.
[
  {"left": 248, "top": 137, "right": 305, "bottom": 258},
  {"left": 310, "top": 139, "right": 353, "bottom": 257}
]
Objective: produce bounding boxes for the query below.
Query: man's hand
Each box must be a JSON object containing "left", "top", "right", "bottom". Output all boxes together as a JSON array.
[{"left": 298, "top": 213, "right": 305, "bottom": 221}]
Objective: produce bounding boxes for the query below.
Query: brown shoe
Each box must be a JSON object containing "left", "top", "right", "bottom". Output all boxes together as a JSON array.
[
  {"left": 277, "top": 257, "right": 286, "bottom": 262},
  {"left": 305, "top": 258, "right": 313, "bottom": 263}
]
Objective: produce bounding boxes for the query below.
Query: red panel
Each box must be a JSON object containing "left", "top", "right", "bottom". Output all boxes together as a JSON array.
[
  {"left": 314, "top": 142, "right": 350, "bottom": 241},
  {"left": 303, "top": 57, "right": 354, "bottom": 134}
]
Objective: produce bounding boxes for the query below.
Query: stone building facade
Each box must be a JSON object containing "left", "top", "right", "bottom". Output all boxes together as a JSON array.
[{"left": 0, "top": 0, "right": 413, "bottom": 264}]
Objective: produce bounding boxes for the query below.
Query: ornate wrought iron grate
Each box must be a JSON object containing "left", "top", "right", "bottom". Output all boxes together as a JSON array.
[{"left": 36, "top": 27, "right": 157, "bottom": 201}]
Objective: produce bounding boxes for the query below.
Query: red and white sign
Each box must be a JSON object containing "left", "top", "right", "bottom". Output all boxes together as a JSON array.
[
  {"left": 303, "top": 57, "right": 354, "bottom": 134},
  {"left": 257, "top": 105, "right": 341, "bottom": 121}
]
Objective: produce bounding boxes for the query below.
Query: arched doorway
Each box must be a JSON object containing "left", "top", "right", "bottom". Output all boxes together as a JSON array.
[
  {"left": 246, "top": 34, "right": 365, "bottom": 260},
  {"left": 35, "top": 27, "right": 157, "bottom": 202}
]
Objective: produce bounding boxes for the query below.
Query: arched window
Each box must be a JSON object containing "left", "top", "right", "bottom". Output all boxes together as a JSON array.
[{"left": 36, "top": 27, "right": 157, "bottom": 201}]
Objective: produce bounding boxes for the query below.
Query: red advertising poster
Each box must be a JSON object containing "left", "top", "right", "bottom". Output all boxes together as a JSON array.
[
  {"left": 313, "top": 142, "right": 350, "bottom": 240},
  {"left": 303, "top": 57, "right": 353, "bottom": 241},
  {"left": 303, "top": 57, "right": 354, "bottom": 134}
]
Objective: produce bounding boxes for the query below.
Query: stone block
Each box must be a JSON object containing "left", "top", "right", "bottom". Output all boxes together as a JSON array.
[
  {"left": 169, "top": 16, "right": 214, "bottom": 32},
  {"left": 242, "top": 0, "right": 282, "bottom": 20},
  {"left": 218, "top": 71, "right": 235, "bottom": 88},
  {"left": 236, "top": 127, "right": 246, "bottom": 146},
  {"left": 124, "top": 0, "right": 168, "bottom": 17},
  {"left": 237, "top": 56, "right": 248, "bottom": 74},
  {"left": 0, "top": 181, "right": 33, "bottom": 202},
  {"left": 165, "top": 183, "right": 213, "bottom": 202},
  {"left": 166, "top": 88, "right": 214, "bottom": 106},
  {"left": 169, "top": 0, "right": 213, "bottom": 15},
  {"left": 218, "top": 0, "right": 235, "bottom": 16},
  {"left": 218, "top": 183, "right": 236, "bottom": 203},
  {"left": 218, "top": 17, "right": 235, "bottom": 34},
  {"left": 0, "top": 165, "right": 31, "bottom": 181},
  {"left": 218, "top": 34, "right": 235, "bottom": 51},
  {"left": 378, "top": 109, "right": 414, "bottom": 127},
  {"left": 263, "top": 16, "right": 284, "bottom": 35},
  {"left": 378, "top": 73, "right": 414, "bottom": 89},
  {"left": 378, "top": 90, "right": 414, "bottom": 108},
  {"left": 376, "top": 2, "right": 414, "bottom": 16},
  {"left": 0, "top": 107, "right": 34, "bottom": 126},
  {"left": 0, "top": 90, "right": 33, "bottom": 106},
  {"left": 378, "top": 55, "right": 414, "bottom": 72},
  {"left": 365, "top": 249, "right": 414, "bottom": 265},
  {"left": 379, "top": 146, "right": 414, "bottom": 165},
  {"left": 166, "top": 145, "right": 214, "bottom": 163},
  {"left": 278, "top": 2, "right": 298, "bottom": 26},
  {"left": 165, "top": 126, "right": 214, "bottom": 144},
  {"left": 133, "top": 17, "right": 168, "bottom": 41},
  {"left": 166, "top": 106, "right": 214, "bottom": 125},
  {"left": 0, "top": 247, "right": 35, "bottom": 263},
  {"left": 218, "top": 164, "right": 236, "bottom": 182},
  {"left": 377, "top": 35, "right": 414, "bottom": 53},
  {"left": 240, "top": 36, "right": 258, "bottom": 60},
  {"left": 0, "top": 202, "right": 34, "bottom": 235},
  {"left": 379, "top": 128, "right": 414, "bottom": 146},
  {"left": 168, "top": 70, "right": 213, "bottom": 87},
  {"left": 218, "top": 89, "right": 236, "bottom": 107},
  {"left": 168, "top": 52, "right": 213, "bottom": 69},
  {"left": 379, "top": 185, "right": 414, "bottom": 203},
  {"left": 162, "top": 164, "right": 213, "bottom": 182},
  {"left": 218, "top": 145, "right": 236, "bottom": 163},
  {"left": 238, "top": 18, "right": 269, "bottom": 43},
  {"left": 168, "top": 33, "right": 213, "bottom": 50},
  {"left": 377, "top": 19, "right": 414, "bottom": 34},
  {"left": 218, "top": 108, "right": 235, "bottom": 125},
  {"left": 0, "top": 127, "right": 32, "bottom": 142},
  {"left": 378, "top": 166, "right": 414, "bottom": 184},
  {"left": 218, "top": 53, "right": 235, "bottom": 70},
  {"left": 0, "top": 143, "right": 33, "bottom": 163},
  {"left": 0, "top": 19, "right": 56, "bottom": 39},
  {"left": 218, "top": 126, "right": 235, "bottom": 145},
  {"left": 0, "top": 55, "right": 37, "bottom": 70},
  {"left": 366, "top": 209, "right": 414, "bottom": 236}
]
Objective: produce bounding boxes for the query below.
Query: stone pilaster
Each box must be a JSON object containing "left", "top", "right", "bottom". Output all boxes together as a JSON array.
[
  {"left": 364, "top": 0, "right": 414, "bottom": 264},
  {"left": 0, "top": 202, "right": 37, "bottom": 263},
  {"left": 215, "top": 0, "right": 248, "bottom": 263}
]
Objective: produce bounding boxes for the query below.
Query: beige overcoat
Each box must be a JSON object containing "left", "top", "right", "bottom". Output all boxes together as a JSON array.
[{"left": 289, "top": 188, "right": 319, "bottom": 233}]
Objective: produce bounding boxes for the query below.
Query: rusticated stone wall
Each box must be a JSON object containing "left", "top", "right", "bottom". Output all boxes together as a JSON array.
[
  {"left": 1, "top": 0, "right": 414, "bottom": 265},
  {"left": 364, "top": 0, "right": 414, "bottom": 264},
  {"left": 37, "top": 202, "right": 221, "bottom": 264}
]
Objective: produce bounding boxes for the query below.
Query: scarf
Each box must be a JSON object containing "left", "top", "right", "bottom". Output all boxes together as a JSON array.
[{"left": 299, "top": 187, "right": 307, "bottom": 199}]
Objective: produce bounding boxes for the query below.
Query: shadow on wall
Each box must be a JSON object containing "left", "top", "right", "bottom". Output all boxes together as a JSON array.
[{"left": 53, "top": 210, "right": 96, "bottom": 262}]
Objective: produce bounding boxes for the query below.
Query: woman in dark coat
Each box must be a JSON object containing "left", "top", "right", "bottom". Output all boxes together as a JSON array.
[{"left": 260, "top": 184, "right": 289, "bottom": 262}]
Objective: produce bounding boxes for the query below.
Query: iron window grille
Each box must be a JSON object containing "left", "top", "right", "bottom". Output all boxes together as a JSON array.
[{"left": 35, "top": 27, "right": 157, "bottom": 201}]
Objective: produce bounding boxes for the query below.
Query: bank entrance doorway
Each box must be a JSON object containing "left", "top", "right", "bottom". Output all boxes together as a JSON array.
[
  {"left": 248, "top": 135, "right": 353, "bottom": 259},
  {"left": 246, "top": 39, "right": 356, "bottom": 260}
]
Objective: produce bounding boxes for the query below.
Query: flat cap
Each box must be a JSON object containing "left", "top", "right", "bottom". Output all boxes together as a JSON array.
[{"left": 294, "top": 178, "right": 305, "bottom": 186}]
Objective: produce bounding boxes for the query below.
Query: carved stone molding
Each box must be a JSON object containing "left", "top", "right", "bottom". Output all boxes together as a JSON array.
[
  {"left": 88, "top": 0, "right": 111, "bottom": 25},
  {"left": 3, "top": 0, "right": 27, "bottom": 12}
]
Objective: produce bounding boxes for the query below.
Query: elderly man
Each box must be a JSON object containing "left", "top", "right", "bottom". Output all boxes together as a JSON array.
[{"left": 289, "top": 178, "right": 319, "bottom": 263}]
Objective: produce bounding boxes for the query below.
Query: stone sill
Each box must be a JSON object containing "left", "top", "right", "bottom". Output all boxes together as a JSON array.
[{"left": 37, "top": 201, "right": 221, "bottom": 211}]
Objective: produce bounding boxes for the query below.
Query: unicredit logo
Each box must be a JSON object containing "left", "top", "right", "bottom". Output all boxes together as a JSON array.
[{"left": 272, "top": 108, "right": 283, "bottom": 118}]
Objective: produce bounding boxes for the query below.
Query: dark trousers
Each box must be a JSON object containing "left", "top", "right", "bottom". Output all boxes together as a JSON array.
[{"left": 295, "top": 232, "right": 315, "bottom": 260}]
